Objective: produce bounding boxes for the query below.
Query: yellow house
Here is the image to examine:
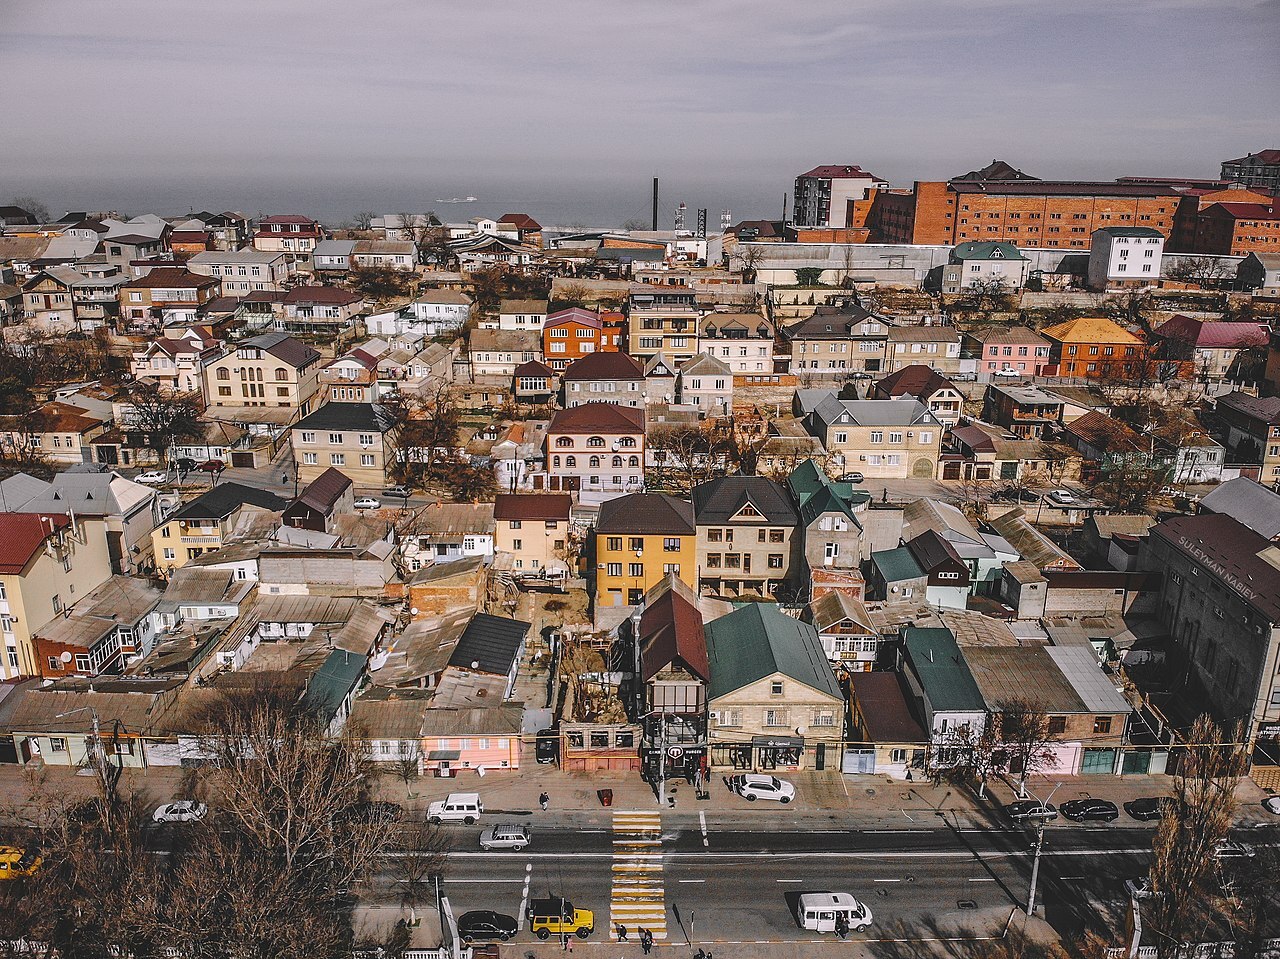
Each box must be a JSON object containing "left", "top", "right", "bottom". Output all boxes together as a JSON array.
[
  {"left": 202, "top": 332, "right": 321, "bottom": 414},
  {"left": 593, "top": 493, "right": 696, "bottom": 608},
  {"left": 150, "top": 482, "right": 286, "bottom": 577},
  {"left": 0, "top": 513, "right": 114, "bottom": 680}
]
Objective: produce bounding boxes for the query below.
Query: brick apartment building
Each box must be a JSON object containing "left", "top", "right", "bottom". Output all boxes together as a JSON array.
[
  {"left": 867, "top": 166, "right": 1181, "bottom": 249},
  {"left": 1193, "top": 202, "right": 1280, "bottom": 256},
  {"left": 1220, "top": 149, "right": 1280, "bottom": 192}
]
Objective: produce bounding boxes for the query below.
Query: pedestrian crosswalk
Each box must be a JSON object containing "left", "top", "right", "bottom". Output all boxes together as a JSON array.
[{"left": 609, "top": 810, "right": 666, "bottom": 941}]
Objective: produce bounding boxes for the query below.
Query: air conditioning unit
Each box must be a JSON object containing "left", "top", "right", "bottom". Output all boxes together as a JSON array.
[{"left": 859, "top": 455, "right": 867, "bottom": 461}]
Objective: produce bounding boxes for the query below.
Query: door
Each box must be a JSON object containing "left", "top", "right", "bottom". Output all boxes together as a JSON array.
[
  {"left": 842, "top": 748, "right": 875, "bottom": 774},
  {"left": 1121, "top": 750, "right": 1151, "bottom": 775},
  {"left": 1081, "top": 748, "right": 1116, "bottom": 775}
]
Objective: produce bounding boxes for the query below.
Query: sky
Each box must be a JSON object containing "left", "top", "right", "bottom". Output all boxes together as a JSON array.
[{"left": 2, "top": 0, "right": 1277, "bottom": 227}]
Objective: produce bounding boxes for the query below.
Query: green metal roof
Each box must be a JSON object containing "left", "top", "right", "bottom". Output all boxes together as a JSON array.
[
  {"left": 302, "top": 649, "right": 368, "bottom": 723},
  {"left": 704, "top": 603, "right": 843, "bottom": 702},
  {"left": 787, "top": 459, "right": 868, "bottom": 530},
  {"left": 951, "top": 241, "right": 1028, "bottom": 262},
  {"left": 903, "top": 628, "right": 985, "bottom": 712},
  {"left": 870, "top": 546, "right": 924, "bottom": 584}
]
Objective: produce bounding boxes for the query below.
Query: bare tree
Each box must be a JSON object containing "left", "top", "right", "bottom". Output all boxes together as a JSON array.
[
  {"left": 731, "top": 244, "right": 766, "bottom": 283},
  {"left": 352, "top": 211, "right": 377, "bottom": 231},
  {"left": 127, "top": 381, "right": 204, "bottom": 463},
  {"left": 1145, "top": 714, "right": 1249, "bottom": 955},
  {"left": 646, "top": 424, "right": 738, "bottom": 495},
  {"left": 8, "top": 195, "right": 50, "bottom": 223},
  {"left": 995, "top": 697, "right": 1055, "bottom": 799},
  {"left": 942, "top": 720, "right": 1003, "bottom": 798},
  {"left": 394, "top": 740, "right": 423, "bottom": 797},
  {"left": 1164, "top": 256, "right": 1233, "bottom": 290}
]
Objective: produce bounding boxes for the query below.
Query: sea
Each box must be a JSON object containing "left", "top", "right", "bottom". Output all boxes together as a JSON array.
[{"left": 6, "top": 173, "right": 784, "bottom": 233}]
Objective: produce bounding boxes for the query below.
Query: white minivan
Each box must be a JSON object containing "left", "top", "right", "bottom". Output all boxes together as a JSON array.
[
  {"left": 428, "top": 792, "right": 484, "bottom": 824},
  {"left": 797, "top": 892, "right": 873, "bottom": 933}
]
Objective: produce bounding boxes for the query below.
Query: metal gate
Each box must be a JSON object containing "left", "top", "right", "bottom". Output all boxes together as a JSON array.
[
  {"left": 1081, "top": 747, "right": 1117, "bottom": 775},
  {"left": 1121, "top": 749, "right": 1152, "bottom": 775},
  {"left": 842, "top": 748, "right": 875, "bottom": 774}
]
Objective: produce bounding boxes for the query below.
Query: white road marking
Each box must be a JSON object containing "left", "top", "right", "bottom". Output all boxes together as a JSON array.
[
  {"left": 610, "top": 811, "right": 667, "bottom": 941},
  {"left": 678, "top": 879, "right": 706, "bottom": 884},
  {"left": 699, "top": 810, "right": 709, "bottom": 848}
]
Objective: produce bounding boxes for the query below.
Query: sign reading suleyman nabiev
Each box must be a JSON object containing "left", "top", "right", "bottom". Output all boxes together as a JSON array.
[{"left": 1177, "top": 534, "right": 1260, "bottom": 603}]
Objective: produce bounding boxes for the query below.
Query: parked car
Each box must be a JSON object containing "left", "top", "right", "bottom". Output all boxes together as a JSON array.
[
  {"left": 725, "top": 774, "right": 795, "bottom": 803},
  {"left": 526, "top": 898, "right": 593, "bottom": 941},
  {"left": 152, "top": 801, "right": 208, "bottom": 824},
  {"left": 797, "top": 891, "right": 873, "bottom": 933},
  {"left": 428, "top": 792, "right": 483, "bottom": 824},
  {"left": 458, "top": 910, "right": 518, "bottom": 943},
  {"left": 993, "top": 486, "right": 1040, "bottom": 504},
  {"left": 479, "top": 824, "right": 530, "bottom": 851},
  {"left": 383, "top": 485, "right": 412, "bottom": 500},
  {"left": 837, "top": 472, "right": 865, "bottom": 484},
  {"left": 1004, "top": 800, "right": 1058, "bottom": 822},
  {"left": 0, "top": 846, "right": 41, "bottom": 880},
  {"left": 353, "top": 497, "right": 381, "bottom": 510},
  {"left": 1213, "top": 839, "right": 1256, "bottom": 860},
  {"left": 1124, "top": 797, "right": 1170, "bottom": 822},
  {"left": 134, "top": 470, "right": 169, "bottom": 485},
  {"left": 994, "top": 368, "right": 1023, "bottom": 378},
  {"left": 951, "top": 371, "right": 978, "bottom": 382},
  {"left": 1047, "top": 489, "right": 1076, "bottom": 505},
  {"left": 174, "top": 457, "right": 199, "bottom": 473},
  {"left": 198, "top": 459, "right": 225, "bottom": 473},
  {"left": 1059, "top": 799, "right": 1119, "bottom": 823},
  {"left": 535, "top": 728, "right": 559, "bottom": 764},
  {"left": 1263, "top": 796, "right": 1280, "bottom": 816}
]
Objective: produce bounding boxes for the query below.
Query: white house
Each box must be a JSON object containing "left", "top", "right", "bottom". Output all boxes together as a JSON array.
[
  {"left": 941, "top": 241, "right": 1030, "bottom": 293},
  {"left": 1087, "top": 227, "right": 1165, "bottom": 291},
  {"left": 496, "top": 298, "right": 549, "bottom": 332},
  {"left": 366, "top": 290, "right": 472, "bottom": 337}
]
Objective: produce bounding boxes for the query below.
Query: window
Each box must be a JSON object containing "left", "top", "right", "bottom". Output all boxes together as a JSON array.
[
  {"left": 358, "top": 433, "right": 375, "bottom": 446},
  {"left": 48, "top": 656, "right": 60, "bottom": 672},
  {"left": 763, "top": 708, "right": 789, "bottom": 727},
  {"left": 330, "top": 453, "right": 345, "bottom": 465},
  {"left": 300, "top": 431, "right": 315, "bottom": 443},
  {"left": 771, "top": 681, "right": 784, "bottom": 695},
  {"left": 706, "top": 553, "right": 722, "bottom": 568},
  {"left": 834, "top": 431, "right": 848, "bottom": 444},
  {"left": 628, "top": 563, "right": 644, "bottom": 577},
  {"left": 328, "top": 432, "right": 343, "bottom": 444},
  {"left": 49, "top": 737, "right": 67, "bottom": 752},
  {"left": 662, "top": 563, "right": 680, "bottom": 574},
  {"left": 768, "top": 554, "right": 783, "bottom": 569},
  {"left": 813, "top": 711, "right": 835, "bottom": 727},
  {"left": 629, "top": 537, "right": 644, "bottom": 551},
  {"left": 889, "top": 432, "right": 903, "bottom": 444},
  {"left": 302, "top": 452, "right": 317, "bottom": 465},
  {"left": 890, "top": 748, "right": 908, "bottom": 764},
  {"left": 1093, "top": 716, "right": 1113, "bottom": 734},
  {"left": 606, "top": 537, "right": 622, "bottom": 551},
  {"left": 74, "top": 654, "right": 91, "bottom": 671},
  {"left": 360, "top": 454, "right": 375, "bottom": 467},
  {"left": 1047, "top": 716, "right": 1067, "bottom": 735},
  {"left": 663, "top": 537, "right": 681, "bottom": 552},
  {"left": 606, "top": 563, "right": 622, "bottom": 576},
  {"left": 870, "top": 431, "right": 883, "bottom": 444}
]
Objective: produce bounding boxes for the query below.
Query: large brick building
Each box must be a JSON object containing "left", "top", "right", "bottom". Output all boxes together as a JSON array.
[
  {"left": 1221, "top": 149, "right": 1280, "bottom": 192},
  {"left": 867, "top": 167, "right": 1182, "bottom": 249},
  {"left": 1193, "top": 202, "right": 1280, "bottom": 256}
]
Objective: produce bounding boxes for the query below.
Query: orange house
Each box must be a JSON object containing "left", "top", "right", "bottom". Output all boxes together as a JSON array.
[
  {"left": 1041, "top": 317, "right": 1147, "bottom": 380},
  {"left": 543, "top": 307, "right": 602, "bottom": 371}
]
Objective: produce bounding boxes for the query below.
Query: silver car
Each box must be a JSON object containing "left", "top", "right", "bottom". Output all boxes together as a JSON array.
[{"left": 479, "top": 823, "right": 530, "bottom": 851}]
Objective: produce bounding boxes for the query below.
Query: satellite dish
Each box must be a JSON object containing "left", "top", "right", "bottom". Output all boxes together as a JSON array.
[
  {"left": 471, "top": 661, "right": 480, "bottom": 669},
  {"left": 59, "top": 651, "right": 73, "bottom": 664},
  {"left": 410, "top": 607, "right": 419, "bottom": 616}
]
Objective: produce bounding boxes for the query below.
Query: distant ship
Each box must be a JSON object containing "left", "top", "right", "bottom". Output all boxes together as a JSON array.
[{"left": 435, "top": 196, "right": 478, "bottom": 203}]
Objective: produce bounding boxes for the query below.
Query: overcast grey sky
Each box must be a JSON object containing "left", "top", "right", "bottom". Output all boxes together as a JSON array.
[{"left": 3, "top": 0, "right": 1276, "bottom": 224}]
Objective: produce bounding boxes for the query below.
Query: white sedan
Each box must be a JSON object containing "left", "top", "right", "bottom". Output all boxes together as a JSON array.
[
  {"left": 153, "top": 801, "right": 208, "bottom": 823},
  {"left": 134, "top": 470, "right": 169, "bottom": 485},
  {"left": 1047, "top": 489, "right": 1076, "bottom": 505},
  {"left": 353, "top": 497, "right": 381, "bottom": 510},
  {"left": 726, "top": 774, "right": 795, "bottom": 803},
  {"left": 1263, "top": 796, "right": 1280, "bottom": 816}
]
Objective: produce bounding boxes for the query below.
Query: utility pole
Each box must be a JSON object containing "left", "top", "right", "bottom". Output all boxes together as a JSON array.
[{"left": 1025, "top": 781, "right": 1062, "bottom": 917}]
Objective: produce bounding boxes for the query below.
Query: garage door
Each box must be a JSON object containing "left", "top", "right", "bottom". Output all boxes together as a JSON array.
[
  {"left": 1081, "top": 748, "right": 1117, "bottom": 775},
  {"left": 842, "top": 748, "right": 875, "bottom": 774}
]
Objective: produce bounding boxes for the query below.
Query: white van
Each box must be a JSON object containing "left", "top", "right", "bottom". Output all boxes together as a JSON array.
[
  {"left": 797, "top": 892, "right": 873, "bottom": 933},
  {"left": 427, "top": 792, "right": 484, "bottom": 824}
]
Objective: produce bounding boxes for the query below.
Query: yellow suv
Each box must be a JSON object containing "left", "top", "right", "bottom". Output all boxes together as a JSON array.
[
  {"left": 527, "top": 898, "right": 594, "bottom": 940},
  {"left": 0, "top": 846, "right": 42, "bottom": 880}
]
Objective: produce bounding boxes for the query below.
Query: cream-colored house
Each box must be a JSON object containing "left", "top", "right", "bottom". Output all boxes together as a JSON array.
[
  {"left": 704, "top": 603, "right": 845, "bottom": 771},
  {"left": 202, "top": 332, "right": 321, "bottom": 415},
  {"left": 290, "top": 403, "right": 399, "bottom": 488},
  {"left": 492, "top": 493, "right": 573, "bottom": 580},
  {"left": 0, "top": 513, "right": 114, "bottom": 680},
  {"left": 805, "top": 395, "right": 943, "bottom": 480}
]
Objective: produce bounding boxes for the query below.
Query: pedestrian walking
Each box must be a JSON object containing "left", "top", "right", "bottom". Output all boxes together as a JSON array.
[
  {"left": 616, "top": 923, "right": 628, "bottom": 942},
  {"left": 836, "top": 915, "right": 849, "bottom": 941},
  {"left": 640, "top": 929, "right": 653, "bottom": 955},
  {"left": 539, "top": 791, "right": 549, "bottom": 812}
]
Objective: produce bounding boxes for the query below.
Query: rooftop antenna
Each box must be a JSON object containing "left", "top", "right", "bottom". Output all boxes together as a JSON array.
[
  {"left": 651, "top": 178, "right": 659, "bottom": 232},
  {"left": 675, "top": 202, "right": 686, "bottom": 232}
]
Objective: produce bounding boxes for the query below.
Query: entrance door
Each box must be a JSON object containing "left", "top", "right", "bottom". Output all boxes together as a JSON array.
[
  {"left": 1081, "top": 748, "right": 1117, "bottom": 775},
  {"left": 1121, "top": 750, "right": 1151, "bottom": 775}
]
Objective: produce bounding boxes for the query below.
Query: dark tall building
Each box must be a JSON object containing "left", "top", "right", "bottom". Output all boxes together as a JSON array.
[{"left": 1221, "top": 150, "right": 1280, "bottom": 193}]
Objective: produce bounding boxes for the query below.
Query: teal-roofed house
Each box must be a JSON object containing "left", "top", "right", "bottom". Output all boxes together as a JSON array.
[
  {"left": 899, "top": 628, "right": 987, "bottom": 764},
  {"left": 302, "top": 648, "right": 369, "bottom": 735},
  {"left": 786, "top": 459, "right": 879, "bottom": 586},
  {"left": 704, "top": 602, "right": 846, "bottom": 772},
  {"left": 941, "top": 241, "right": 1030, "bottom": 293}
]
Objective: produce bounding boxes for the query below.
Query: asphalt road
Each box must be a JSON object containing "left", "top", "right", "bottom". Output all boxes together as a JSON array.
[{"left": 363, "top": 819, "right": 1269, "bottom": 947}]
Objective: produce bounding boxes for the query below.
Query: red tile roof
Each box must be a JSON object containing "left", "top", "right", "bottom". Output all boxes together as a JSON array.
[
  {"left": 493, "top": 493, "right": 571, "bottom": 522},
  {"left": 1151, "top": 315, "right": 1269, "bottom": 350},
  {"left": 561, "top": 351, "right": 644, "bottom": 381},
  {"left": 1224, "top": 150, "right": 1280, "bottom": 165},
  {"left": 639, "top": 583, "right": 709, "bottom": 683},
  {"left": 0, "top": 513, "right": 71, "bottom": 575},
  {"left": 548, "top": 402, "right": 644, "bottom": 434},
  {"left": 871, "top": 364, "right": 955, "bottom": 399},
  {"left": 499, "top": 213, "right": 542, "bottom": 231},
  {"left": 1063, "top": 411, "right": 1146, "bottom": 455}
]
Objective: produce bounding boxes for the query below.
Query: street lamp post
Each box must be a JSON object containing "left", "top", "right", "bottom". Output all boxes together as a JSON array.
[{"left": 1025, "top": 781, "right": 1063, "bottom": 917}]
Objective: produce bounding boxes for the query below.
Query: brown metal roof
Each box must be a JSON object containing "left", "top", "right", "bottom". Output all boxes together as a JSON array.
[{"left": 493, "top": 493, "right": 571, "bottom": 522}]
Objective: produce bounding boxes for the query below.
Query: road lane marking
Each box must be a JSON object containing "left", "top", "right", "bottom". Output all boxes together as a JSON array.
[
  {"left": 776, "top": 879, "right": 802, "bottom": 883},
  {"left": 968, "top": 878, "right": 996, "bottom": 883},
  {"left": 873, "top": 878, "right": 901, "bottom": 883},
  {"left": 678, "top": 879, "right": 706, "bottom": 883},
  {"left": 699, "top": 810, "right": 709, "bottom": 848}
]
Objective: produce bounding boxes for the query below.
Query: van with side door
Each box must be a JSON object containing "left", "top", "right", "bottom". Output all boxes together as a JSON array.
[
  {"left": 427, "top": 792, "right": 483, "bottom": 824},
  {"left": 526, "top": 897, "right": 594, "bottom": 940},
  {"left": 797, "top": 891, "right": 873, "bottom": 933}
]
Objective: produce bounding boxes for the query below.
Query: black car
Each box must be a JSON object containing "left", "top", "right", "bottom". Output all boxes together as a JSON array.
[
  {"left": 1059, "top": 799, "right": 1119, "bottom": 823},
  {"left": 1004, "top": 800, "right": 1058, "bottom": 822},
  {"left": 1124, "top": 797, "right": 1171, "bottom": 822},
  {"left": 174, "top": 457, "right": 199, "bottom": 473},
  {"left": 458, "top": 910, "right": 518, "bottom": 943},
  {"left": 993, "top": 486, "right": 1040, "bottom": 504},
  {"left": 535, "top": 728, "right": 559, "bottom": 764}
]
